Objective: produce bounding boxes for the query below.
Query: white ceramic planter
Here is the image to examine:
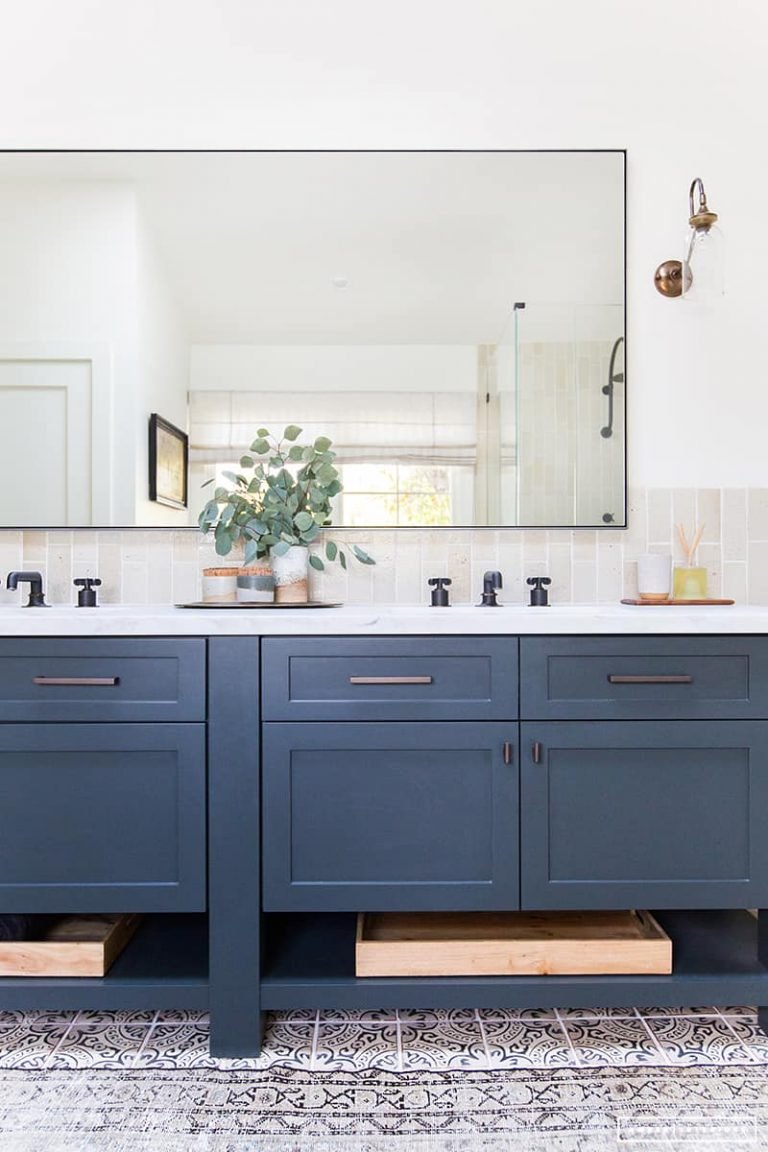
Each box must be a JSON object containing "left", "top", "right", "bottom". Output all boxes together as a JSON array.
[{"left": 270, "top": 545, "right": 309, "bottom": 603}]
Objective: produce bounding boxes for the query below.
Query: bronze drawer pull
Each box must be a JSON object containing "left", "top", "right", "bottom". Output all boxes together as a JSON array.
[
  {"left": 503, "top": 741, "right": 513, "bottom": 765},
  {"left": 348, "top": 675, "right": 433, "bottom": 685},
  {"left": 32, "top": 676, "right": 120, "bottom": 687},
  {"left": 607, "top": 674, "right": 693, "bottom": 684}
]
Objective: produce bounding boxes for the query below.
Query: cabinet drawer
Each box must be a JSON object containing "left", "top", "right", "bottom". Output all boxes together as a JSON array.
[
  {"left": 262, "top": 721, "right": 519, "bottom": 910},
  {"left": 0, "top": 724, "right": 206, "bottom": 912},
  {"left": 0, "top": 639, "right": 205, "bottom": 721},
  {"left": 262, "top": 637, "right": 518, "bottom": 720},
  {"left": 521, "top": 637, "right": 768, "bottom": 719},
  {"left": 521, "top": 721, "right": 768, "bottom": 909}
]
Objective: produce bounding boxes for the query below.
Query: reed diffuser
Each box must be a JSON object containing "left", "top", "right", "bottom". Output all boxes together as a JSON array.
[{"left": 673, "top": 522, "right": 707, "bottom": 599}]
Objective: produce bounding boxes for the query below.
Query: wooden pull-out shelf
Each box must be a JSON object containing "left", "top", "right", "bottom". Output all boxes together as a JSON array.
[
  {"left": 356, "top": 910, "right": 671, "bottom": 977},
  {"left": 0, "top": 914, "right": 142, "bottom": 977}
]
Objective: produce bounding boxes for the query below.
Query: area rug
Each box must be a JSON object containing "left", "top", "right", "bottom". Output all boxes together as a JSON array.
[{"left": 0, "top": 1063, "right": 766, "bottom": 1152}]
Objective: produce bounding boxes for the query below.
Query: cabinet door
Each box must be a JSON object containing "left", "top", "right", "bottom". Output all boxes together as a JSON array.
[
  {"left": 262, "top": 722, "right": 518, "bottom": 911},
  {"left": 0, "top": 725, "right": 206, "bottom": 912},
  {"left": 521, "top": 721, "right": 768, "bottom": 909}
]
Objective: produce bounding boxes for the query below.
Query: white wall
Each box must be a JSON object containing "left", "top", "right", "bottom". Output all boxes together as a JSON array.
[
  {"left": 0, "top": 181, "right": 135, "bottom": 520},
  {"left": 2, "top": 0, "right": 766, "bottom": 489},
  {"left": 134, "top": 211, "right": 191, "bottom": 525}
]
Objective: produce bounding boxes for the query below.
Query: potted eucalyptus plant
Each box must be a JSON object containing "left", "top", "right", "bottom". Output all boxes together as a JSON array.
[{"left": 198, "top": 425, "right": 374, "bottom": 602}]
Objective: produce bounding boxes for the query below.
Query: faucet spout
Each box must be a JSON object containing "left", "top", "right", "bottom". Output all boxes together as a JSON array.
[
  {"left": 478, "top": 570, "right": 503, "bottom": 607},
  {"left": 6, "top": 571, "right": 49, "bottom": 607}
]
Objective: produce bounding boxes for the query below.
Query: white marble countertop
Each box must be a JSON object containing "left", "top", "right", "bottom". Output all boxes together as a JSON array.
[{"left": 0, "top": 603, "right": 767, "bottom": 636}]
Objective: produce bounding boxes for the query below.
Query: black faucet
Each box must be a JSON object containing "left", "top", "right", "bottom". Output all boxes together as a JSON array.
[
  {"left": 478, "top": 570, "right": 502, "bottom": 607},
  {"left": 6, "top": 571, "right": 49, "bottom": 607}
]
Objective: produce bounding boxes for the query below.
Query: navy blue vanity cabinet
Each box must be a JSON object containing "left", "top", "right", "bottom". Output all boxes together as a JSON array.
[
  {"left": 520, "top": 720, "right": 768, "bottom": 909},
  {"left": 259, "top": 633, "right": 768, "bottom": 1040},
  {"left": 0, "top": 636, "right": 210, "bottom": 1019},
  {"left": 0, "top": 723, "right": 206, "bottom": 912},
  {"left": 0, "top": 638, "right": 206, "bottom": 911},
  {"left": 261, "top": 637, "right": 519, "bottom": 911},
  {"left": 262, "top": 721, "right": 518, "bottom": 911},
  {"left": 520, "top": 637, "right": 768, "bottom": 908}
]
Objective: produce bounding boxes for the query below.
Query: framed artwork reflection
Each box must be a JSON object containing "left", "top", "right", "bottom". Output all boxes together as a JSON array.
[{"left": 149, "top": 413, "right": 188, "bottom": 509}]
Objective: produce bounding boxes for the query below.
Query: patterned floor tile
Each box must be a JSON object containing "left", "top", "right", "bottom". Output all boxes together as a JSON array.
[
  {"left": 718, "top": 1016, "right": 768, "bottom": 1062},
  {"left": 0, "top": 1006, "right": 765, "bottom": 1073},
  {"left": 73, "top": 1009, "right": 157, "bottom": 1026},
  {"left": 644, "top": 1015, "right": 755, "bottom": 1065},
  {"left": 313, "top": 1020, "right": 399, "bottom": 1071},
  {"left": 557, "top": 1006, "right": 639, "bottom": 1022},
  {"left": 51, "top": 1022, "right": 151, "bottom": 1068},
  {"left": 637, "top": 1005, "right": 718, "bottom": 1017},
  {"left": 477, "top": 1006, "right": 559, "bottom": 1022},
  {"left": 481, "top": 1017, "right": 578, "bottom": 1068},
  {"left": 563, "top": 1017, "right": 668, "bottom": 1067},
  {"left": 131, "top": 1021, "right": 220, "bottom": 1069},
  {"left": 718, "top": 1005, "right": 757, "bottom": 1017},
  {"left": 400, "top": 1018, "right": 487, "bottom": 1071}
]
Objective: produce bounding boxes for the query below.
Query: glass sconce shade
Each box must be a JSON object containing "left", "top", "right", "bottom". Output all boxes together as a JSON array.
[{"left": 681, "top": 219, "right": 725, "bottom": 301}]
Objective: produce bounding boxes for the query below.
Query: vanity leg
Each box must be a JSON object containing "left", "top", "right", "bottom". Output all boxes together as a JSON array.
[
  {"left": 208, "top": 638, "right": 263, "bottom": 1057},
  {"left": 757, "top": 910, "right": 768, "bottom": 1036}
]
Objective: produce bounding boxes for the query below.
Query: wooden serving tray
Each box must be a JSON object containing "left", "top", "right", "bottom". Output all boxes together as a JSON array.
[
  {"left": 177, "top": 601, "right": 342, "bottom": 609},
  {"left": 621, "top": 598, "right": 734, "bottom": 606},
  {"left": 355, "top": 910, "right": 671, "bottom": 977},
  {"left": 0, "top": 914, "right": 142, "bottom": 976}
]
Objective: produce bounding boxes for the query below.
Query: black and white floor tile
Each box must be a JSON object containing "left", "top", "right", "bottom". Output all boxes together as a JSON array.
[{"left": 0, "top": 1005, "right": 766, "bottom": 1071}]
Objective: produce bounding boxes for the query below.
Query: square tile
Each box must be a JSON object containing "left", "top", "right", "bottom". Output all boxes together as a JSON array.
[
  {"left": 645, "top": 1015, "right": 755, "bottom": 1065},
  {"left": 481, "top": 1018, "right": 577, "bottom": 1069},
  {"left": 718, "top": 1017, "right": 768, "bottom": 1063},
  {"left": 50, "top": 1021, "right": 150, "bottom": 1069},
  {"left": 132, "top": 1021, "right": 220, "bottom": 1069},
  {"left": 313, "top": 1020, "right": 399, "bottom": 1071},
  {"left": 562, "top": 1017, "right": 667, "bottom": 1066},
  {"left": 400, "top": 1017, "right": 487, "bottom": 1071}
]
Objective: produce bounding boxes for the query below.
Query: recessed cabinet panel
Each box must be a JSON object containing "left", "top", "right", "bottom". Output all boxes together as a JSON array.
[
  {"left": 262, "top": 722, "right": 518, "bottom": 911},
  {"left": 262, "top": 637, "right": 518, "bottom": 721},
  {"left": 0, "top": 639, "right": 206, "bottom": 721},
  {"left": 521, "top": 721, "right": 768, "bottom": 908},
  {"left": 0, "top": 724, "right": 206, "bottom": 912},
  {"left": 521, "top": 637, "right": 768, "bottom": 720}
]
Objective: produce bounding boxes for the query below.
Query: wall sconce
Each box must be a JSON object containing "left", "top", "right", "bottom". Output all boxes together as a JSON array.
[{"left": 654, "top": 178, "right": 724, "bottom": 299}]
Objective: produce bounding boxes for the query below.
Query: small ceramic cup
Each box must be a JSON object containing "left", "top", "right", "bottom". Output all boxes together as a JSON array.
[
  {"left": 201, "top": 567, "right": 238, "bottom": 603},
  {"left": 236, "top": 567, "right": 275, "bottom": 603},
  {"left": 636, "top": 554, "right": 671, "bottom": 602}
]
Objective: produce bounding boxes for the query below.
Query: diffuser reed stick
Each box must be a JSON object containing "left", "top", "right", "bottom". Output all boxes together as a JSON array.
[{"left": 676, "top": 522, "right": 704, "bottom": 567}]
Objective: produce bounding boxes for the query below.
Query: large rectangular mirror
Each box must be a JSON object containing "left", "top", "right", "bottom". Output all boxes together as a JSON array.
[{"left": 0, "top": 150, "right": 625, "bottom": 529}]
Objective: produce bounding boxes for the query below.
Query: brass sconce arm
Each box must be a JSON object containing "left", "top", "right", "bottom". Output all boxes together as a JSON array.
[{"left": 654, "top": 177, "right": 719, "bottom": 298}]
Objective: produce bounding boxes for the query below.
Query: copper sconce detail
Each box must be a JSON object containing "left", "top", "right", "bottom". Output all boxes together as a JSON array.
[{"left": 654, "top": 177, "right": 722, "bottom": 299}]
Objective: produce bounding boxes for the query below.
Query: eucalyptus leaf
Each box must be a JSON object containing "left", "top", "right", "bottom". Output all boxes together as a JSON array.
[
  {"left": 309, "top": 553, "right": 325, "bottom": 571},
  {"left": 200, "top": 423, "right": 374, "bottom": 572}
]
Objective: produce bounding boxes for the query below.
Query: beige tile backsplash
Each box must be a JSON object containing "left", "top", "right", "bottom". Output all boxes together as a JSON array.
[{"left": 0, "top": 487, "right": 765, "bottom": 607}]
